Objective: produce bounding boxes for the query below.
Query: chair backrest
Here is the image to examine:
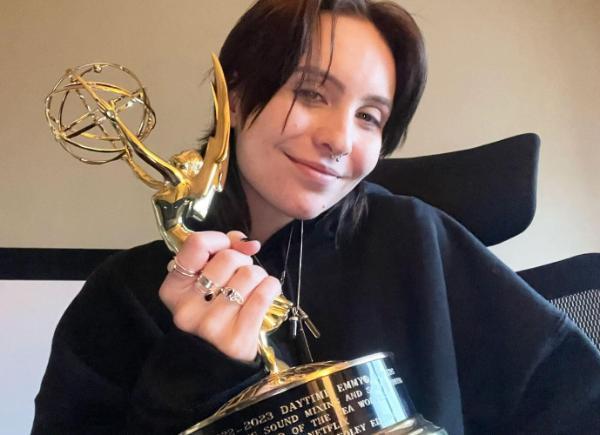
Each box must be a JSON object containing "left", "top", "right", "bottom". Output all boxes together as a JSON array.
[
  {"left": 367, "top": 133, "right": 541, "bottom": 246},
  {"left": 518, "top": 254, "right": 600, "bottom": 350}
]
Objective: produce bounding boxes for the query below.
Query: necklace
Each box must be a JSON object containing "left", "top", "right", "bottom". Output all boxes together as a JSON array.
[
  {"left": 253, "top": 220, "right": 320, "bottom": 351},
  {"left": 286, "top": 221, "right": 320, "bottom": 340}
]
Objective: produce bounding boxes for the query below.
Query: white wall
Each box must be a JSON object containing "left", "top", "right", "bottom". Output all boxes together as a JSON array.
[
  {"left": 398, "top": 1, "right": 600, "bottom": 269},
  {"left": 1, "top": 1, "right": 598, "bottom": 268},
  {"left": 0, "top": 281, "right": 81, "bottom": 435}
]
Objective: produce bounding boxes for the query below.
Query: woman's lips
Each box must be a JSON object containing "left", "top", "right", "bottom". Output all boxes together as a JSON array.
[{"left": 286, "top": 155, "right": 343, "bottom": 180}]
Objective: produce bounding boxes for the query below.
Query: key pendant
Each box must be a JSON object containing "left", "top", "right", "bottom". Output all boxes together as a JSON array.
[
  {"left": 298, "top": 307, "right": 321, "bottom": 339},
  {"left": 289, "top": 307, "right": 299, "bottom": 338}
]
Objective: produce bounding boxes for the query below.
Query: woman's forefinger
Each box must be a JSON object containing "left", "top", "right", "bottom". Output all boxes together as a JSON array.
[
  {"left": 227, "top": 230, "right": 261, "bottom": 256},
  {"left": 160, "top": 231, "right": 232, "bottom": 307},
  {"left": 177, "top": 231, "right": 232, "bottom": 270}
]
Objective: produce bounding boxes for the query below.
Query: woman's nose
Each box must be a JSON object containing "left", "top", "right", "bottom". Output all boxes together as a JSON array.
[{"left": 314, "top": 113, "right": 353, "bottom": 159}]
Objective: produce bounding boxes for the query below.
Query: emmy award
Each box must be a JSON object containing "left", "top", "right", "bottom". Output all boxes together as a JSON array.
[{"left": 45, "top": 58, "right": 446, "bottom": 435}]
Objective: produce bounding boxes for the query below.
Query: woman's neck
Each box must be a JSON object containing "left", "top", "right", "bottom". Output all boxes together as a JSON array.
[
  {"left": 249, "top": 209, "right": 293, "bottom": 244},
  {"left": 243, "top": 181, "right": 293, "bottom": 243}
]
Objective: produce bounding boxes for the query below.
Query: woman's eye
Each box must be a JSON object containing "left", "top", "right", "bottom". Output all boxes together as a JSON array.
[
  {"left": 357, "top": 111, "right": 382, "bottom": 128},
  {"left": 295, "top": 88, "right": 325, "bottom": 103}
]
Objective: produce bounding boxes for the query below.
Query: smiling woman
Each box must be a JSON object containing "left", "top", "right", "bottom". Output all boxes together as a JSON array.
[
  {"left": 234, "top": 14, "right": 396, "bottom": 241},
  {"left": 32, "top": 1, "right": 600, "bottom": 434}
]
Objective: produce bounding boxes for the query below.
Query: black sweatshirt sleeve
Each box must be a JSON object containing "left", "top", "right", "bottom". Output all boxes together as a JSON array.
[
  {"left": 128, "top": 329, "right": 265, "bottom": 433},
  {"left": 32, "top": 245, "right": 265, "bottom": 434},
  {"left": 363, "top": 193, "right": 600, "bottom": 433},
  {"left": 509, "top": 319, "right": 600, "bottom": 434},
  {"left": 424, "top": 200, "right": 600, "bottom": 433}
]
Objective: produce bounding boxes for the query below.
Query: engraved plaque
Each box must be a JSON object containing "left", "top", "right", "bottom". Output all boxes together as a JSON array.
[{"left": 183, "top": 353, "right": 445, "bottom": 435}]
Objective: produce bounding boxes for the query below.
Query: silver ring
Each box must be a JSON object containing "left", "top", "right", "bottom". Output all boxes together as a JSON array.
[
  {"left": 194, "top": 273, "right": 219, "bottom": 302},
  {"left": 220, "top": 287, "right": 245, "bottom": 305},
  {"left": 167, "top": 258, "right": 198, "bottom": 278}
]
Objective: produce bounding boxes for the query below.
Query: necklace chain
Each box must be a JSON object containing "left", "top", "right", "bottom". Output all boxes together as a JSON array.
[{"left": 253, "top": 220, "right": 320, "bottom": 340}]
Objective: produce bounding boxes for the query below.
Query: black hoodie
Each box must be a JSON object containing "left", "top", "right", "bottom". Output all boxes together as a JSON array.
[{"left": 32, "top": 183, "right": 600, "bottom": 434}]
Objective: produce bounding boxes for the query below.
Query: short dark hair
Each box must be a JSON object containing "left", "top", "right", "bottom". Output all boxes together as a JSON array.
[{"left": 201, "top": 0, "right": 427, "bottom": 239}]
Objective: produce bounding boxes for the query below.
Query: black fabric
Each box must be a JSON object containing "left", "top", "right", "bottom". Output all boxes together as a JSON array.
[
  {"left": 518, "top": 253, "right": 600, "bottom": 299},
  {"left": 32, "top": 184, "right": 600, "bottom": 434},
  {"left": 366, "top": 133, "right": 540, "bottom": 246},
  {"left": 0, "top": 247, "right": 119, "bottom": 280}
]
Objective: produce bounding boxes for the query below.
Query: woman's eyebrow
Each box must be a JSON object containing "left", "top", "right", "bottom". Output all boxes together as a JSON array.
[
  {"left": 364, "top": 95, "right": 392, "bottom": 111},
  {"left": 294, "top": 65, "right": 392, "bottom": 111},
  {"left": 294, "top": 66, "right": 345, "bottom": 91}
]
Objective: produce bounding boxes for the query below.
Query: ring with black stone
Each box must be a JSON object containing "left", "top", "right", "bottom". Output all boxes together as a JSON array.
[{"left": 194, "top": 273, "right": 219, "bottom": 302}]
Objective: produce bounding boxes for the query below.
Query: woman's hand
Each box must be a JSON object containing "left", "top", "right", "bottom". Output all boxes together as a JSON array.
[{"left": 159, "top": 231, "right": 281, "bottom": 362}]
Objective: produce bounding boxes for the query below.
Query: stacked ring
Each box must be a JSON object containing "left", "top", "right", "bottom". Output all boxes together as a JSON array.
[
  {"left": 194, "top": 273, "right": 219, "bottom": 301},
  {"left": 167, "top": 258, "right": 198, "bottom": 278},
  {"left": 220, "top": 287, "right": 245, "bottom": 305},
  {"left": 168, "top": 259, "right": 245, "bottom": 306}
]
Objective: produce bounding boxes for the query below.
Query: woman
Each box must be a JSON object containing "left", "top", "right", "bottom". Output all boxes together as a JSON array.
[{"left": 33, "top": 1, "right": 600, "bottom": 434}]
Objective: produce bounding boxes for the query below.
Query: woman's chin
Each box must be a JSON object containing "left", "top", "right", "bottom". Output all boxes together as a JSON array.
[{"left": 287, "top": 201, "right": 334, "bottom": 221}]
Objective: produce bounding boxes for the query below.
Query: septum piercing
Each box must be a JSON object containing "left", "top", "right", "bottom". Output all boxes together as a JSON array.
[{"left": 331, "top": 152, "right": 349, "bottom": 162}]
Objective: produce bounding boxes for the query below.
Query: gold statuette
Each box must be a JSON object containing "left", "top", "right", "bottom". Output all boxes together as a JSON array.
[
  {"left": 45, "top": 57, "right": 292, "bottom": 375},
  {"left": 45, "top": 58, "right": 228, "bottom": 252}
]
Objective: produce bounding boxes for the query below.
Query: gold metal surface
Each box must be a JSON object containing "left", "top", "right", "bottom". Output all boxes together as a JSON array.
[
  {"left": 183, "top": 352, "right": 447, "bottom": 434},
  {"left": 182, "top": 353, "right": 388, "bottom": 434},
  {"left": 45, "top": 56, "right": 292, "bottom": 374}
]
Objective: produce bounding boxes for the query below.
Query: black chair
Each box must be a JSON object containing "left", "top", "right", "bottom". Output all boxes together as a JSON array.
[
  {"left": 518, "top": 254, "right": 600, "bottom": 349},
  {"left": 367, "top": 132, "right": 541, "bottom": 246}
]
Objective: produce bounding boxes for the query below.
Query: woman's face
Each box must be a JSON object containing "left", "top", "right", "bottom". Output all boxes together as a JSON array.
[{"left": 233, "top": 14, "right": 396, "bottom": 235}]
